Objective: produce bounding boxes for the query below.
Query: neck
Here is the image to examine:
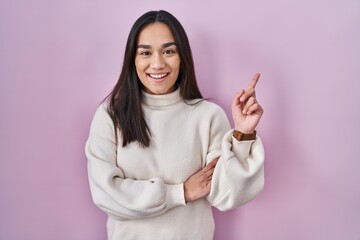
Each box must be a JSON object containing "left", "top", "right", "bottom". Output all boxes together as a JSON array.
[{"left": 142, "top": 88, "right": 181, "bottom": 107}]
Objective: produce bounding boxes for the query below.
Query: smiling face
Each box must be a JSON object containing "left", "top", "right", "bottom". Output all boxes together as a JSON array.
[{"left": 135, "top": 22, "right": 181, "bottom": 95}]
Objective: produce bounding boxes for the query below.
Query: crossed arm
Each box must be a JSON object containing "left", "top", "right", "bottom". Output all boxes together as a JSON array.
[{"left": 184, "top": 73, "right": 264, "bottom": 204}]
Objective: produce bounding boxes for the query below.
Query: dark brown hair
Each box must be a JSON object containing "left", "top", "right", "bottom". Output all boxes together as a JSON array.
[{"left": 106, "top": 10, "right": 203, "bottom": 147}]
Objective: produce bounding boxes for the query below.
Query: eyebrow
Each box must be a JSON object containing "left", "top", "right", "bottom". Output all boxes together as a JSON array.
[{"left": 137, "top": 42, "right": 176, "bottom": 49}]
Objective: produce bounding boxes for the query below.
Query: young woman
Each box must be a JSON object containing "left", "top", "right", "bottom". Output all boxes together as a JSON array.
[{"left": 85, "top": 10, "right": 265, "bottom": 240}]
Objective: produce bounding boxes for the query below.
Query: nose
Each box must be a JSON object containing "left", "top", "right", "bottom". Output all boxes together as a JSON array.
[{"left": 150, "top": 53, "right": 165, "bottom": 69}]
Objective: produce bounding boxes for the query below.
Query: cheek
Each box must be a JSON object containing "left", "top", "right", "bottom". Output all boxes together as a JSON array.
[
  {"left": 135, "top": 58, "right": 146, "bottom": 73},
  {"left": 171, "top": 58, "right": 181, "bottom": 73},
  {"left": 134, "top": 63, "right": 146, "bottom": 84}
]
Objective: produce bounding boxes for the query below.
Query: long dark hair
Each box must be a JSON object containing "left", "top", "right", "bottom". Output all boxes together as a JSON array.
[{"left": 106, "top": 10, "right": 203, "bottom": 147}]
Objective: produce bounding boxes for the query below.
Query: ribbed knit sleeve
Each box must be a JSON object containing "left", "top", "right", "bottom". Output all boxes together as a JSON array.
[
  {"left": 85, "top": 105, "right": 186, "bottom": 220},
  {"left": 205, "top": 106, "right": 265, "bottom": 211}
]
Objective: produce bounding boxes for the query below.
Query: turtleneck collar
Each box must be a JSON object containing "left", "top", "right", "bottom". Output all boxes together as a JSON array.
[{"left": 142, "top": 88, "right": 182, "bottom": 107}]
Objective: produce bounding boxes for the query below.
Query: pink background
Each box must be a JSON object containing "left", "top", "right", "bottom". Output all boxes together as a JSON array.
[{"left": 1, "top": 0, "right": 359, "bottom": 239}]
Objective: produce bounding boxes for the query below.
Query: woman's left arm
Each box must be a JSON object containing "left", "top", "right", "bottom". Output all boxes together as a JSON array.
[{"left": 206, "top": 73, "right": 265, "bottom": 211}]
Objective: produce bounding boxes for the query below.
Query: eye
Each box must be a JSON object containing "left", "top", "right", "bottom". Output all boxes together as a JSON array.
[
  {"left": 139, "top": 51, "right": 151, "bottom": 56},
  {"left": 163, "top": 49, "right": 175, "bottom": 55}
]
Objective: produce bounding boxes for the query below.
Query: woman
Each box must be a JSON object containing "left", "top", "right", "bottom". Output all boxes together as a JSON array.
[{"left": 85, "top": 10, "right": 264, "bottom": 240}]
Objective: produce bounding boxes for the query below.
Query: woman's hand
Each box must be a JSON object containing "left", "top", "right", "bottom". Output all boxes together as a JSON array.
[
  {"left": 231, "top": 73, "right": 264, "bottom": 134},
  {"left": 184, "top": 158, "right": 219, "bottom": 203}
]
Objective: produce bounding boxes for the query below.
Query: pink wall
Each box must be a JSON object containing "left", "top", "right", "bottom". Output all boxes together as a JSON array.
[{"left": 1, "top": 0, "right": 359, "bottom": 239}]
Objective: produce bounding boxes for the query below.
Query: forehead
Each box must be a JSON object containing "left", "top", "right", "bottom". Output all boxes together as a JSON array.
[{"left": 137, "top": 22, "right": 175, "bottom": 45}]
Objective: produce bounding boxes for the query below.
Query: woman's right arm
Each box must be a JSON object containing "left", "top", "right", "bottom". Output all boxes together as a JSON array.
[{"left": 85, "top": 105, "right": 186, "bottom": 220}]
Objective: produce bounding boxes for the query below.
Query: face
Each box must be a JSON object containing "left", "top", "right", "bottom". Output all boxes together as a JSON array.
[{"left": 135, "top": 22, "right": 181, "bottom": 95}]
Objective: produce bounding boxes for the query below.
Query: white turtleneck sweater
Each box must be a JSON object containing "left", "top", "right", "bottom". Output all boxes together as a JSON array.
[{"left": 85, "top": 89, "right": 265, "bottom": 240}]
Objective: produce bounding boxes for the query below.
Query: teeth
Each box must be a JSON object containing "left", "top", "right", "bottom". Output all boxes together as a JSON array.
[{"left": 149, "top": 73, "right": 167, "bottom": 79}]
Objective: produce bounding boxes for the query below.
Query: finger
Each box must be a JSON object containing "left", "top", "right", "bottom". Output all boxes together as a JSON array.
[
  {"left": 206, "top": 179, "right": 212, "bottom": 189},
  {"left": 245, "top": 102, "right": 261, "bottom": 115},
  {"left": 203, "top": 159, "right": 219, "bottom": 178},
  {"left": 231, "top": 89, "right": 245, "bottom": 108},
  {"left": 204, "top": 167, "right": 215, "bottom": 178},
  {"left": 240, "top": 88, "right": 255, "bottom": 103},
  {"left": 204, "top": 157, "right": 219, "bottom": 171},
  {"left": 204, "top": 182, "right": 211, "bottom": 195},
  {"left": 203, "top": 164, "right": 216, "bottom": 177},
  {"left": 242, "top": 97, "right": 256, "bottom": 114},
  {"left": 248, "top": 73, "right": 260, "bottom": 89}
]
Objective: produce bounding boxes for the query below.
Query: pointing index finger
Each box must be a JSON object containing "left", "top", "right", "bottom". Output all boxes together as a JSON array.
[{"left": 248, "top": 73, "right": 260, "bottom": 89}]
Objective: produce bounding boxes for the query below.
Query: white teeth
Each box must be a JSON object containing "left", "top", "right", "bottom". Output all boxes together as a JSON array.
[{"left": 149, "top": 73, "right": 167, "bottom": 79}]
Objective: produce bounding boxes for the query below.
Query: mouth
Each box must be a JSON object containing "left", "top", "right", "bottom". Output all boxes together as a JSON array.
[{"left": 147, "top": 73, "right": 169, "bottom": 81}]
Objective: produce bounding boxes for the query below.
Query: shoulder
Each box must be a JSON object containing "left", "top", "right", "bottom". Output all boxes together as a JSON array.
[
  {"left": 87, "top": 101, "right": 116, "bottom": 144},
  {"left": 92, "top": 102, "right": 110, "bottom": 118},
  {"left": 184, "top": 99, "right": 229, "bottom": 128},
  {"left": 192, "top": 99, "right": 228, "bottom": 118},
  {"left": 194, "top": 100, "right": 231, "bottom": 136},
  {"left": 90, "top": 101, "right": 113, "bottom": 131}
]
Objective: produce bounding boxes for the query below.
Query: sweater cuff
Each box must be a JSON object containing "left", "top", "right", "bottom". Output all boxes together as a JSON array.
[
  {"left": 165, "top": 183, "right": 186, "bottom": 208},
  {"left": 228, "top": 130, "right": 255, "bottom": 161}
]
